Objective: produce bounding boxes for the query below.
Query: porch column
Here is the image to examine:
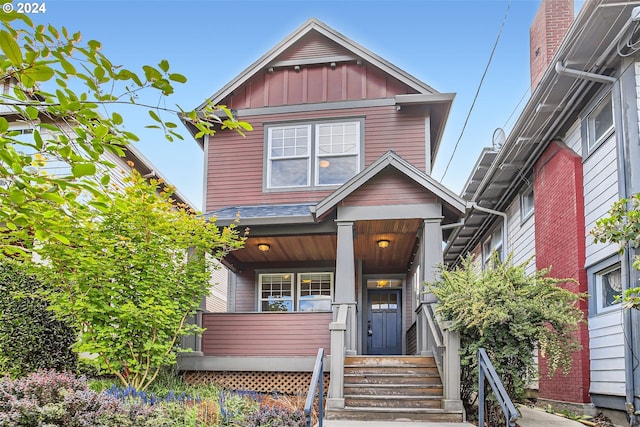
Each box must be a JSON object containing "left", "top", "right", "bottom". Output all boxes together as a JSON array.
[
  {"left": 417, "top": 219, "right": 443, "bottom": 355},
  {"left": 421, "top": 218, "right": 444, "bottom": 302},
  {"left": 335, "top": 220, "right": 357, "bottom": 355}
]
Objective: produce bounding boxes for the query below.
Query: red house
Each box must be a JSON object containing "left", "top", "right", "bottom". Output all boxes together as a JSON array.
[{"left": 180, "top": 18, "right": 465, "bottom": 422}]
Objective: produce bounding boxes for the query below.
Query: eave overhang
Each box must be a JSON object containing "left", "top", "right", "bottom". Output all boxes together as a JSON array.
[{"left": 444, "top": 0, "right": 640, "bottom": 266}]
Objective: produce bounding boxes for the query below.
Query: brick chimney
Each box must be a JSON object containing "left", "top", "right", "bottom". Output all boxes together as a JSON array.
[{"left": 530, "top": 0, "right": 574, "bottom": 91}]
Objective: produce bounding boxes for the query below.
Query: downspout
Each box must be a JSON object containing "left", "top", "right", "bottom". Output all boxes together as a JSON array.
[{"left": 468, "top": 202, "right": 508, "bottom": 263}]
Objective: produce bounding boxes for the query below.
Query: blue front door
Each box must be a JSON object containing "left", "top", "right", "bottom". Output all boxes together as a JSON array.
[{"left": 367, "top": 289, "right": 402, "bottom": 355}]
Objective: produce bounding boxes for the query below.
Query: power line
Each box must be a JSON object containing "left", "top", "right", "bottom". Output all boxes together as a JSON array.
[{"left": 440, "top": 0, "right": 511, "bottom": 181}]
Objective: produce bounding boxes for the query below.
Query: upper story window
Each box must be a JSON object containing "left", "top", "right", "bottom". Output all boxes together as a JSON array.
[
  {"left": 266, "top": 120, "right": 361, "bottom": 190},
  {"left": 482, "top": 224, "right": 503, "bottom": 269},
  {"left": 520, "top": 185, "right": 534, "bottom": 222},
  {"left": 586, "top": 95, "right": 614, "bottom": 155}
]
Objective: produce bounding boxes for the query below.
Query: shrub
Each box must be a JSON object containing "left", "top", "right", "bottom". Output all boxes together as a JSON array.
[
  {"left": 428, "top": 253, "right": 585, "bottom": 423},
  {"left": 0, "top": 260, "right": 77, "bottom": 377}
]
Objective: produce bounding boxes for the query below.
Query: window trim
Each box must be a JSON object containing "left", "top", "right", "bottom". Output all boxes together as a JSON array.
[
  {"left": 582, "top": 93, "right": 615, "bottom": 157},
  {"left": 257, "top": 271, "right": 334, "bottom": 312},
  {"left": 520, "top": 184, "right": 534, "bottom": 223},
  {"left": 587, "top": 254, "right": 623, "bottom": 316},
  {"left": 263, "top": 118, "right": 364, "bottom": 192},
  {"left": 482, "top": 224, "right": 503, "bottom": 269}
]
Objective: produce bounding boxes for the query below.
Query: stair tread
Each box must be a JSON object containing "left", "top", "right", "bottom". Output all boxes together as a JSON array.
[
  {"left": 345, "top": 394, "right": 442, "bottom": 400},
  {"left": 345, "top": 383, "right": 441, "bottom": 388},
  {"left": 339, "top": 406, "right": 461, "bottom": 414}
]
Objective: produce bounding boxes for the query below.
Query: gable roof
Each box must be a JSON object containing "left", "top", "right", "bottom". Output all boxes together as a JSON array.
[
  {"left": 313, "top": 150, "right": 465, "bottom": 220},
  {"left": 198, "top": 18, "right": 438, "bottom": 111}
]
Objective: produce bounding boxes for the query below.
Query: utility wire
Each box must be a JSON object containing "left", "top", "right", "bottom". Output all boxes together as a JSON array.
[{"left": 441, "top": 0, "right": 511, "bottom": 181}]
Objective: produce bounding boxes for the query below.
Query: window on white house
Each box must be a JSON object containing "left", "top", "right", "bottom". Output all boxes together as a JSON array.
[
  {"left": 520, "top": 185, "right": 534, "bottom": 222},
  {"left": 587, "top": 95, "right": 614, "bottom": 154},
  {"left": 482, "top": 225, "right": 503, "bottom": 268},
  {"left": 266, "top": 121, "right": 361, "bottom": 189},
  {"left": 595, "top": 264, "right": 622, "bottom": 312},
  {"left": 258, "top": 272, "right": 333, "bottom": 312}
]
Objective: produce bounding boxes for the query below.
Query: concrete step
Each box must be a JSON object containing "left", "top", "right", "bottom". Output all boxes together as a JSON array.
[{"left": 325, "top": 407, "right": 465, "bottom": 423}]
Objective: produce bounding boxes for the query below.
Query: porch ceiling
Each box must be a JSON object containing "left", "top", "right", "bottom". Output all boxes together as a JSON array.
[{"left": 225, "top": 218, "right": 422, "bottom": 274}]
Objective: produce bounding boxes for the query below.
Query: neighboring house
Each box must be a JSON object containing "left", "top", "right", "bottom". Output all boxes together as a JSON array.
[
  {"left": 180, "top": 18, "right": 467, "bottom": 422},
  {"left": 445, "top": 0, "right": 640, "bottom": 424}
]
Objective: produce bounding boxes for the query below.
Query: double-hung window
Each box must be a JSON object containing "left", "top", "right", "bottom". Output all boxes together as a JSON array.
[
  {"left": 266, "top": 120, "right": 361, "bottom": 189},
  {"left": 520, "top": 185, "right": 534, "bottom": 222},
  {"left": 586, "top": 95, "right": 614, "bottom": 155},
  {"left": 259, "top": 272, "right": 333, "bottom": 312},
  {"left": 482, "top": 225, "right": 503, "bottom": 269}
]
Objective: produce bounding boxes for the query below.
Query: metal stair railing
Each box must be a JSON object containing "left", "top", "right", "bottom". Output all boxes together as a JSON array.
[
  {"left": 305, "top": 347, "right": 325, "bottom": 427},
  {"left": 478, "top": 347, "right": 519, "bottom": 427}
]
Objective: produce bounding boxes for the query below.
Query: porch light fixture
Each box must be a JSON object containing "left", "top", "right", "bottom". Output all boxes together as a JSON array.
[
  {"left": 257, "top": 243, "right": 270, "bottom": 252},
  {"left": 376, "top": 280, "right": 389, "bottom": 288},
  {"left": 377, "top": 239, "right": 390, "bottom": 248},
  {"left": 319, "top": 159, "right": 330, "bottom": 168}
]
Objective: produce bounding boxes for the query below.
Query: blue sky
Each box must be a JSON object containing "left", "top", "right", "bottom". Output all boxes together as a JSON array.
[{"left": 34, "top": 0, "right": 583, "bottom": 210}]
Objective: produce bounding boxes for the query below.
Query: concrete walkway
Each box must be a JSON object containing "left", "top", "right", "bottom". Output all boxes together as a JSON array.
[{"left": 322, "top": 405, "right": 587, "bottom": 427}]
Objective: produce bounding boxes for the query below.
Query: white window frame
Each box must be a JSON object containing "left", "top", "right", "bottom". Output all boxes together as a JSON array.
[
  {"left": 314, "top": 122, "right": 360, "bottom": 187},
  {"left": 258, "top": 273, "right": 295, "bottom": 312},
  {"left": 595, "top": 264, "right": 622, "bottom": 313},
  {"left": 482, "top": 225, "right": 503, "bottom": 269},
  {"left": 258, "top": 272, "right": 334, "bottom": 312},
  {"left": 520, "top": 185, "right": 534, "bottom": 222},
  {"left": 586, "top": 95, "right": 614, "bottom": 155},
  {"left": 296, "top": 272, "right": 334, "bottom": 312},
  {"left": 265, "top": 120, "right": 361, "bottom": 190},
  {"left": 266, "top": 125, "right": 311, "bottom": 189}
]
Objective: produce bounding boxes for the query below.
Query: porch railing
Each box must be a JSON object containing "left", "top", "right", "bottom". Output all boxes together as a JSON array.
[
  {"left": 327, "top": 303, "right": 355, "bottom": 410},
  {"left": 305, "top": 348, "right": 325, "bottom": 427},
  {"left": 416, "top": 301, "right": 462, "bottom": 412},
  {"left": 478, "top": 347, "right": 519, "bottom": 427}
]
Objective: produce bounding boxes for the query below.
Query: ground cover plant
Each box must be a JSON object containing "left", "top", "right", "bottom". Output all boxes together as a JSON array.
[{"left": 0, "top": 370, "right": 310, "bottom": 426}]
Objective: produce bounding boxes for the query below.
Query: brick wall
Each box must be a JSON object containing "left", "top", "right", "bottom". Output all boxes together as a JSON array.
[
  {"left": 533, "top": 141, "right": 590, "bottom": 403},
  {"left": 530, "top": 0, "right": 574, "bottom": 91}
]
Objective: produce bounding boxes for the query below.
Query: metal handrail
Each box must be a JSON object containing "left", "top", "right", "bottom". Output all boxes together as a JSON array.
[
  {"left": 478, "top": 347, "right": 519, "bottom": 427},
  {"left": 305, "top": 348, "right": 324, "bottom": 427}
]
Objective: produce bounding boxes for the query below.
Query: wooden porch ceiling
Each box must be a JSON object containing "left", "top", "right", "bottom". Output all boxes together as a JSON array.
[{"left": 226, "top": 218, "right": 422, "bottom": 274}]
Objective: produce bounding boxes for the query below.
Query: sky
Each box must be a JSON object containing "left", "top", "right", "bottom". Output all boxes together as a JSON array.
[{"left": 27, "top": 0, "right": 584, "bottom": 211}]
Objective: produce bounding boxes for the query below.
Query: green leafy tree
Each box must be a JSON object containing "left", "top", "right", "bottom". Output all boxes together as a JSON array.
[
  {"left": 0, "top": 9, "right": 251, "bottom": 255},
  {"left": 35, "top": 170, "right": 245, "bottom": 391},
  {"left": 428, "top": 253, "right": 584, "bottom": 423},
  {"left": 592, "top": 193, "right": 640, "bottom": 309}
]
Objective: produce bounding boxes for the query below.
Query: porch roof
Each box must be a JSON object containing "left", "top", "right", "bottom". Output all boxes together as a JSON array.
[{"left": 204, "top": 203, "right": 316, "bottom": 227}]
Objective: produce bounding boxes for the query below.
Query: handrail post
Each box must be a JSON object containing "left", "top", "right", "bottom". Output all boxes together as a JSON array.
[
  {"left": 478, "top": 348, "right": 519, "bottom": 427},
  {"left": 441, "top": 321, "right": 463, "bottom": 412},
  {"left": 305, "top": 348, "right": 324, "bottom": 427},
  {"left": 327, "top": 304, "right": 348, "bottom": 410}
]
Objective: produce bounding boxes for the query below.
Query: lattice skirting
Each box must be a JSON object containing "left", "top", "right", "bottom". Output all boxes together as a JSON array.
[{"left": 184, "top": 370, "right": 330, "bottom": 396}]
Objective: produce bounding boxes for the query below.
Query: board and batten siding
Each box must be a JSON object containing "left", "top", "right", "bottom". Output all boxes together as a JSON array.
[
  {"left": 226, "top": 62, "right": 413, "bottom": 110},
  {"left": 206, "top": 105, "right": 427, "bottom": 212},
  {"left": 201, "top": 312, "right": 332, "bottom": 357}
]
